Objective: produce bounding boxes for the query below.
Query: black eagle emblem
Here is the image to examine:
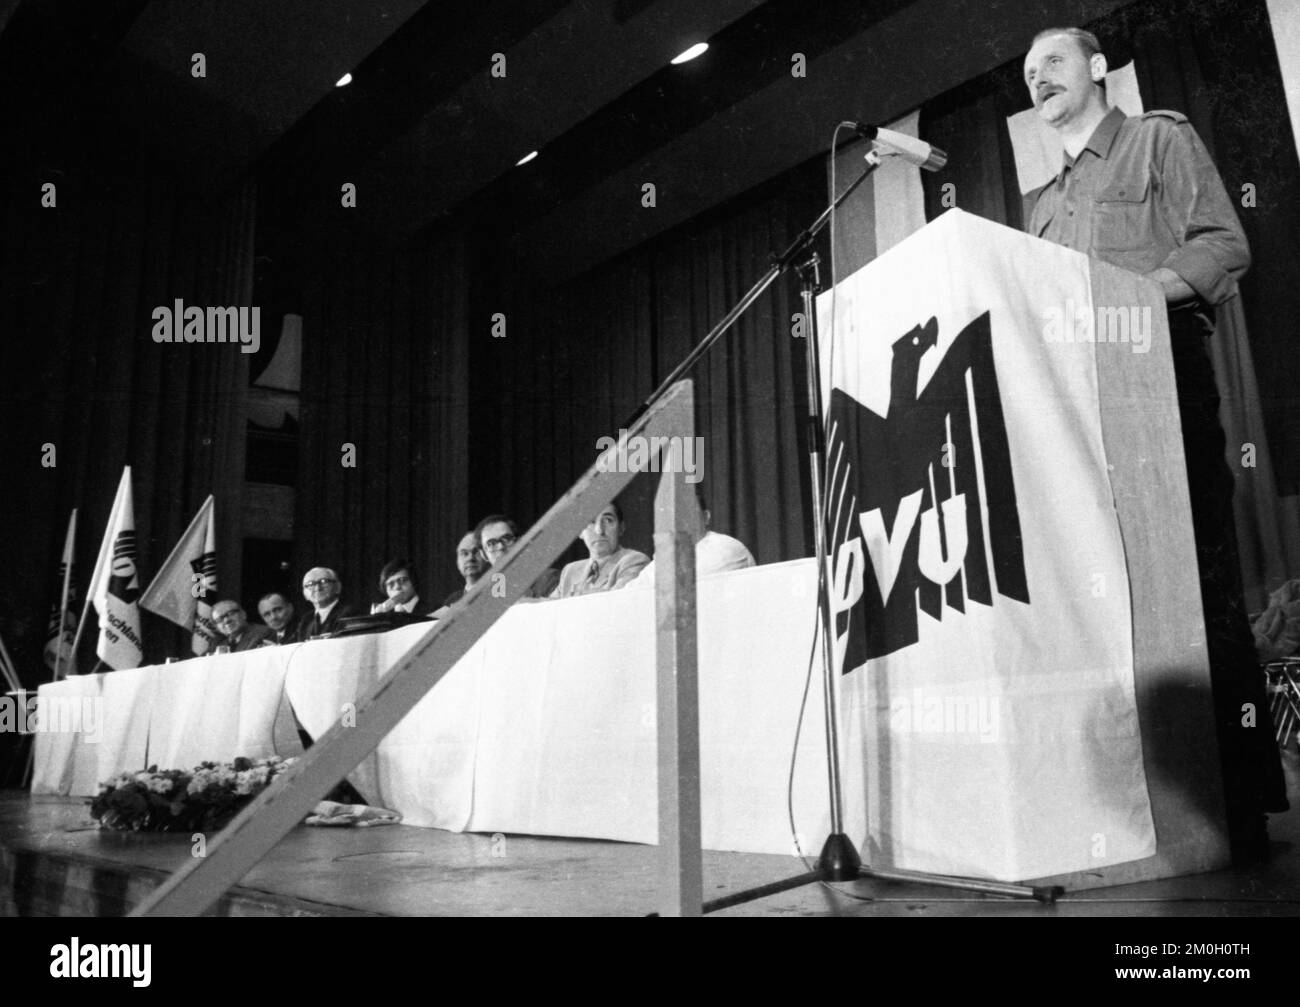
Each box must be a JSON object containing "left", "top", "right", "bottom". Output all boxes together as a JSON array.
[{"left": 825, "top": 311, "right": 1029, "bottom": 666}]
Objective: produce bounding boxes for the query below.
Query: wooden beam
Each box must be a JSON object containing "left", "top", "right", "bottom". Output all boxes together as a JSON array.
[
  {"left": 654, "top": 461, "right": 702, "bottom": 917},
  {"left": 132, "top": 380, "right": 697, "bottom": 916}
]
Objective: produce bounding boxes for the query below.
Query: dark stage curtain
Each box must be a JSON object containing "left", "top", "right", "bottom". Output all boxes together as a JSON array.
[
  {"left": 293, "top": 229, "right": 471, "bottom": 613},
  {"left": 469, "top": 161, "right": 827, "bottom": 574},
  {"left": 0, "top": 157, "right": 255, "bottom": 677},
  {"left": 916, "top": 0, "right": 1300, "bottom": 604}
]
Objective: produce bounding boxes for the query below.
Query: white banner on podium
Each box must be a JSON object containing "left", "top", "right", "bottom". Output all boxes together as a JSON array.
[{"left": 817, "top": 208, "right": 1155, "bottom": 880}]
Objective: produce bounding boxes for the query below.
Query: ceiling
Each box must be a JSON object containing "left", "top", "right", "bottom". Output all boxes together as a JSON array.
[{"left": 2, "top": 0, "right": 1133, "bottom": 283}]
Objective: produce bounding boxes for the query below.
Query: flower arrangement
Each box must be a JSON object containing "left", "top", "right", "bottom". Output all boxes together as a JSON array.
[{"left": 89, "top": 756, "right": 297, "bottom": 832}]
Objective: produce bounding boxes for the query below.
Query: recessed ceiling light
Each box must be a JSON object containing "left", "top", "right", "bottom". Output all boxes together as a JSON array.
[
  {"left": 336, "top": 73, "right": 353, "bottom": 87},
  {"left": 671, "top": 42, "right": 708, "bottom": 65},
  {"left": 516, "top": 150, "right": 538, "bottom": 166}
]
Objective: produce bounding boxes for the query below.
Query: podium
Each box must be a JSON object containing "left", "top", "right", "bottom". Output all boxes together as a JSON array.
[{"left": 818, "top": 208, "right": 1229, "bottom": 887}]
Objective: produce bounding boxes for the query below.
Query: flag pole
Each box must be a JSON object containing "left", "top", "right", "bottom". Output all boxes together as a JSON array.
[
  {"left": 0, "top": 630, "right": 23, "bottom": 692},
  {"left": 52, "top": 509, "right": 77, "bottom": 681},
  {"left": 66, "top": 593, "right": 95, "bottom": 681}
]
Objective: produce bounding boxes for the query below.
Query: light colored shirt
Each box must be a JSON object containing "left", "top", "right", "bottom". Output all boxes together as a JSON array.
[
  {"left": 552, "top": 547, "right": 650, "bottom": 598},
  {"left": 632, "top": 530, "right": 756, "bottom": 587}
]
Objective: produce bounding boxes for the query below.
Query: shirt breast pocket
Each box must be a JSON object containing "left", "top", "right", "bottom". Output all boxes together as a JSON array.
[{"left": 1092, "top": 176, "right": 1151, "bottom": 254}]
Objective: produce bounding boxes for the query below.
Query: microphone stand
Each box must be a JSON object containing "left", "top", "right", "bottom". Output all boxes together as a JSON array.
[
  {"left": 792, "top": 247, "right": 857, "bottom": 880},
  {"left": 625, "top": 147, "right": 1059, "bottom": 909},
  {"left": 623, "top": 155, "right": 884, "bottom": 889}
]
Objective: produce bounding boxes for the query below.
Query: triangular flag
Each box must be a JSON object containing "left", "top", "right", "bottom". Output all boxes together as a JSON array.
[
  {"left": 140, "top": 495, "right": 219, "bottom": 655},
  {"left": 87, "top": 468, "right": 144, "bottom": 670},
  {"left": 43, "top": 508, "right": 78, "bottom": 679}
]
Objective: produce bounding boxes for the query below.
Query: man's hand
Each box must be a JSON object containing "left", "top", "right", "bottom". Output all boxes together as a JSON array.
[{"left": 1145, "top": 267, "right": 1195, "bottom": 303}]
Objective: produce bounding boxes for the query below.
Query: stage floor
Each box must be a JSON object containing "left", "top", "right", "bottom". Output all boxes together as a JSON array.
[{"left": 3, "top": 752, "right": 1298, "bottom": 916}]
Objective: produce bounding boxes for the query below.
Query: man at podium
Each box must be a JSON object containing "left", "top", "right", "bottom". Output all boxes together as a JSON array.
[{"left": 1024, "top": 25, "right": 1287, "bottom": 862}]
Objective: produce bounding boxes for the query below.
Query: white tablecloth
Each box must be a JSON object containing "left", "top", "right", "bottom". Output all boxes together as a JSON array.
[
  {"left": 32, "top": 557, "right": 1153, "bottom": 877},
  {"left": 276, "top": 559, "right": 831, "bottom": 855},
  {"left": 31, "top": 648, "right": 303, "bottom": 794}
]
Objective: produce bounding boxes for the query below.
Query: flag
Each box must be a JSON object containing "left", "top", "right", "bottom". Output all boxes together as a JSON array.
[
  {"left": 43, "top": 508, "right": 78, "bottom": 678},
  {"left": 87, "top": 468, "right": 144, "bottom": 670},
  {"left": 140, "top": 495, "right": 219, "bottom": 655}
]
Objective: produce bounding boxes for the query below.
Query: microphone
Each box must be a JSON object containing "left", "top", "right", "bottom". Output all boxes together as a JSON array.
[{"left": 850, "top": 122, "right": 947, "bottom": 172}]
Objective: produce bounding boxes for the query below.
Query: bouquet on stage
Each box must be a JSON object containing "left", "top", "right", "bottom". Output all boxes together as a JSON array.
[{"left": 90, "top": 756, "right": 296, "bottom": 833}]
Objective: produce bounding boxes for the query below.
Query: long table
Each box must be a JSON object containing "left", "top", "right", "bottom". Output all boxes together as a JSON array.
[
  {"left": 32, "top": 560, "right": 832, "bottom": 857},
  {"left": 31, "top": 556, "right": 1159, "bottom": 879}
]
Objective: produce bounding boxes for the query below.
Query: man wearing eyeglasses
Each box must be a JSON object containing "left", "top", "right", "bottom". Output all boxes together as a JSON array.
[
  {"left": 475, "top": 515, "right": 561, "bottom": 600},
  {"left": 296, "top": 567, "right": 357, "bottom": 641},
  {"left": 212, "top": 599, "right": 271, "bottom": 652},
  {"left": 371, "top": 559, "right": 422, "bottom": 614}
]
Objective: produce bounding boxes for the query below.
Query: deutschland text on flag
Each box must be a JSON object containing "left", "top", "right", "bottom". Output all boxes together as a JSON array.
[{"left": 87, "top": 468, "right": 144, "bottom": 670}]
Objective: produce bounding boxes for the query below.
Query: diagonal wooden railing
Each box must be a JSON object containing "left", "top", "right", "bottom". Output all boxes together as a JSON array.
[{"left": 132, "top": 380, "right": 702, "bottom": 917}]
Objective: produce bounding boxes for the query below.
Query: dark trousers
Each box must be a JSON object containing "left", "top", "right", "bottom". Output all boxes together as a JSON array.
[
  {"left": 294, "top": 724, "right": 368, "bottom": 806},
  {"left": 1168, "top": 306, "right": 1288, "bottom": 830}
]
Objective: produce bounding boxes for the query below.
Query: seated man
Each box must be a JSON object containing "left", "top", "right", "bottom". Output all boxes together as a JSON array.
[
  {"left": 296, "top": 567, "right": 357, "bottom": 641},
  {"left": 212, "top": 599, "right": 271, "bottom": 652},
  {"left": 371, "top": 558, "right": 423, "bottom": 614},
  {"left": 633, "top": 485, "right": 755, "bottom": 585},
  {"left": 441, "top": 531, "right": 486, "bottom": 607},
  {"left": 477, "top": 514, "right": 561, "bottom": 599},
  {"left": 552, "top": 501, "right": 650, "bottom": 598},
  {"left": 257, "top": 591, "right": 297, "bottom": 645}
]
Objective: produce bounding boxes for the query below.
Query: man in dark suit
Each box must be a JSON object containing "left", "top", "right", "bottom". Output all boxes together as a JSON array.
[
  {"left": 296, "top": 567, "right": 357, "bottom": 641},
  {"left": 256, "top": 591, "right": 297, "bottom": 645},
  {"left": 475, "top": 514, "right": 561, "bottom": 599},
  {"left": 439, "top": 531, "right": 487, "bottom": 609},
  {"left": 212, "top": 600, "right": 272, "bottom": 652}
]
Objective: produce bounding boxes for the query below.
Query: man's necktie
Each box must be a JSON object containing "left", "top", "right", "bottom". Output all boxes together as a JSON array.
[{"left": 568, "top": 559, "right": 600, "bottom": 596}]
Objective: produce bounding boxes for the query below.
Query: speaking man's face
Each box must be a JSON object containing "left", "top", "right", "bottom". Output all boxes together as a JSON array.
[{"left": 1024, "top": 33, "right": 1103, "bottom": 128}]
